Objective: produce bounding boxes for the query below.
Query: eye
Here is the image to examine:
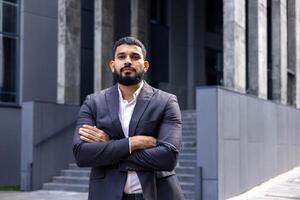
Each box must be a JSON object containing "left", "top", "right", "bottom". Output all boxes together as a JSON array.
[
  {"left": 117, "top": 55, "right": 125, "bottom": 60},
  {"left": 132, "top": 54, "right": 141, "bottom": 60}
]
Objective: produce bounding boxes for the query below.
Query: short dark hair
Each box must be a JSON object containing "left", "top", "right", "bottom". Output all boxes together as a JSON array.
[{"left": 112, "top": 36, "right": 147, "bottom": 59}]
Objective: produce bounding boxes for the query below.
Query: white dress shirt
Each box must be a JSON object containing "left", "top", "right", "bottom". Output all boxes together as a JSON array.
[{"left": 118, "top": 81, "right": 144, "bottom": 194}]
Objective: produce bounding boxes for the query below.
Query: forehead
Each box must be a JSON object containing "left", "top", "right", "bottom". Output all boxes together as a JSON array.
[{"left": 115, "top": 44, "right": 143, "bottom": 55}]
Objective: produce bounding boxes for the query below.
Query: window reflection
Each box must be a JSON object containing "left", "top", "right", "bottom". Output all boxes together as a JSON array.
[
  {"left": 0, "top": 36, "right": 16, "bottom": 102},
  {"left": 206, "top": 48, "right": 223, "bottom": 86},
  {"left": 0, "top": 0, "right": 18, "bottom": 103},
  {"left": 2, "top": 2, "right": 17, "bottom": 34}
]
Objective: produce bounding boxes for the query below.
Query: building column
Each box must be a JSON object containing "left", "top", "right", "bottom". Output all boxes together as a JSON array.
[
  {"left": 287, "top": 0, "right": 300, "bottom": 107},
  {"left": 272, "top": 0, "right": 287, "bottom": 104},
  {"left": 0, "top": 36, "right": 3, "bottom": 89},
  {"left": 131, "top": 0, "right": 150, "bottom": 81},
  {"left": 187, "top": 0, "right": 195, "bottom": 109},
  {"left": 94, "top": 0, "right": 114, "bottom": 91},
  {"left": 0, "top": 2, "right": 2, "bottom": 89},
  {"left": 131, "top": 0, "right": 149, "bottom": 45},
  {"left": 57, "top": 0, "right": 81, "bottom": 105},
  {"left": 247, "top": 0, "right": 268, "bottom": 99},
  {"left": 223, "top": 0, "right": 246, "bottom": 93}
]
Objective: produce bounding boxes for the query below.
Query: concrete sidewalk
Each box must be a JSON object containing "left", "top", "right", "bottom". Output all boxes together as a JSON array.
[
  {"left": 1, "top": 166, "right": 300, "bottom": 200},
  {"left": 229, "top": 166, "right": 300, "bottom": 200},
  {"left": 0, "top": 190, "right": 88, "bottom": 200}
]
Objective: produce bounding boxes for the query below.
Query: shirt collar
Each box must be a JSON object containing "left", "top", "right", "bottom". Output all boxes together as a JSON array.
[{"left": 118, "top": 81, "right": 144, "bottom": 103}]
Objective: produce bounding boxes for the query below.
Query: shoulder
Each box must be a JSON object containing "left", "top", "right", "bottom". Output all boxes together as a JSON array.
[
  {"left": 86, "top": 85, "right": 116, "bottom": 100},
  {"left": 150, "top": 86, "right": 181, "bottom": 119},
  {"left": 147, "top": 85, "right": 178, "bottom": 106},
  {"left": 151, "top": 86, "right": 177, "bottom": 101},
  {"left": 82, "top": 85, "right": 116, "bottom": 109}
]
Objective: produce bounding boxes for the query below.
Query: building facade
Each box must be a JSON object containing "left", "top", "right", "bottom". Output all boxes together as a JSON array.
[{"left": 0, "top": 0, "right": 300, "bottom": 199}]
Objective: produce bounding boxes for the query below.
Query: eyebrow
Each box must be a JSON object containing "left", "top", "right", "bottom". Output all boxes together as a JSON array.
[{"left": 116, "top": 52, "right": 142, "bottom": 56}]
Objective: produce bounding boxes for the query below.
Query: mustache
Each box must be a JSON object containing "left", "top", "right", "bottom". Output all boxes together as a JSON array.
[{"left": 120, "top": 66, "right": 136, "bottom": 73}]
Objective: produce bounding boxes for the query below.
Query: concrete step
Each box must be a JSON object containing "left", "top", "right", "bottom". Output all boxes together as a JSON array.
[
  {"left": 181, "top": 136, "right": 196, "bottom": 142},
  {"left": 43, "top": 182, "right": 88, "bottom": 192},
  {"left": 183, "top": 190, "right": 195, "bottom": 200},
  {"left": 182, "top": 126, "right": 196, "bottom": 130},
  {"left": 180, "top": 147, "right": 196, "bottom": 154},
  {"left": 182, "top": 131, "right": 196, "bottom": 137},
  {"left": 182, "top": 125, "right": 196, "bottom": 130},
  {"left": 178, "top": 160, "right": 196, "bottom": 167},
  {"left": 182, "top": 141, "right": 196, "bottom": 148},
  {"left": 68, "top": 163, "right": 91, "bottom": 170},
  {"left": 177, "top": 174, "right": 195, "bottom": 182},
  {"left": 61, "top": 169, "right": 90, "bottom": 177},
  {"left": 175, "top": 166, "right": 196, "bottom": 174},
  {"left": 180, "top": 182, "right": 195, "bottom": 191},
  {"left": 52, "top": 176, "right": 89, "bottom": 185},
  {"left": 178, "top": 153, "right": 196, "bottom": 160}
]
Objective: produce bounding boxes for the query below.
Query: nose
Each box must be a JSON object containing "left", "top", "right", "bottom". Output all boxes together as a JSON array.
[{"left": 124, "top": 56, "right": 132, "bottom": 65}]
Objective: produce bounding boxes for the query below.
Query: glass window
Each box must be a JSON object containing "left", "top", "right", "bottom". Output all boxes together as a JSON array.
[
  {"left": 267, "top": 0, "right": 273, "bottom": 100},
  {"left": 206, "top": 48, "right": 223, "bottom": 86},
  {"left": 4, "top": 0, "right": 17, "bottom": 3},
  {"left": 2, "top": 1, "right": 17, "bottom": 33},
  {"left": 0, "top": 0, "right": 18, "bottom": 34},
  {"left": 0, "top": 0, "right": 18, "bottom": 103},
  {"left": 206, "top": 0, "right": 223, "bottom": 34},
  {"left": 0, "top": 36, "right": 17, "bottom": 102},
  {"left": 287, "top": 72, "right": 295, "bottom": 106}
]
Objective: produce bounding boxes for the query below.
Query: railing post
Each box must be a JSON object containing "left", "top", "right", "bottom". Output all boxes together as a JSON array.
[{"left": 195, "top": 166, "right": 202, "bottom": 200}]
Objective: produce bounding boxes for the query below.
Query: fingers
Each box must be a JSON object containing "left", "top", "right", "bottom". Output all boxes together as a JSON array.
[
  {"left": 83, "top": 124, "right": 99, "bottom": 132},
  {"left": 80, "top": 135, "right": 96, "bottom": 143},
  {"left": 147, "top": 136, "right": 157, "bottom": 147},
  {"left": 79, "top": 125, "right": 110, "bottom": 142},
  {"left": 80, "top": 126, "right": 98, "bottom": 137},
  {"left": 79, "top": 128, "right": 100, "bottom": 142}
]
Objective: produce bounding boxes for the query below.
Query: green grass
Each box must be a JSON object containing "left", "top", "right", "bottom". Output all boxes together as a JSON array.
[{"left": 0, "top": 185, "right": 20, "bottom": 191}]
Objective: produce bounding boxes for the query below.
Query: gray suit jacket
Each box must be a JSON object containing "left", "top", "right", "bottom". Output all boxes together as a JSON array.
[{"left": 73, "top": 82, "right": 184, "bottom": 200}]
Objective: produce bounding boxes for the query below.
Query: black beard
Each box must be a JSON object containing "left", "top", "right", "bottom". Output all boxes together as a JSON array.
[{"left": 113, "top": 70, "right": 144, "bottom": 86}]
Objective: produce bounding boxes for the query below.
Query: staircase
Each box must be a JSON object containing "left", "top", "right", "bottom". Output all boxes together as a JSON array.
[
  {"left": 43, "top": 110, "right": 197, "bottom": 200},
  {"left": 176, "top": 110, "right": 196, "bottom": 200}
]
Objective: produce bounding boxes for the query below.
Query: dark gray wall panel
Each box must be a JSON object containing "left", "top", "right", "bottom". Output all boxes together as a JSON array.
[
  {"left": 169, "top": 0, "right": 188, "bottom": 108},
  {"left": 23, "top": 0, "right": 57, "bottom": 18},
  {"left": 21, "top": 1, "right": 58, "bottom": 103},
  {"left": 218, "top": 89, "right": 240, "bottom": 139},
  {"left": 0, "top": 107, "right": 21, "bottom": 186},
  {"left": 196, "top": 88, "right": 218, "bottom": 179},
  {"left": 21, "top": 102, "right": 79, "bottom": 190},
  {"left": 197, "top": 87, "right": 300, "bottom": 199}
]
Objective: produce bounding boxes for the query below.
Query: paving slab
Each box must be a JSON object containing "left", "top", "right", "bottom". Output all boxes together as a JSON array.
[
  {"left": 0, "top": 190, "right": 88, "bottom": 200},
  {"left": 229, "top": 166, "right": 300, "bottom": 200}
]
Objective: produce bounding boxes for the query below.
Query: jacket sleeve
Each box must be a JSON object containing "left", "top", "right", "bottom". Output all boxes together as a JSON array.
[
  {"left": 73, "top": 95, "right": 130, "bottom": 167},
  {"left": 120, "top": 95, "right": 182, "bottom": 171}
]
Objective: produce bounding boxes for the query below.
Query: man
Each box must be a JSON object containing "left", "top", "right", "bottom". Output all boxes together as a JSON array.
[{"left": 73, "top": 37, "right": 184, "bottom": 200}]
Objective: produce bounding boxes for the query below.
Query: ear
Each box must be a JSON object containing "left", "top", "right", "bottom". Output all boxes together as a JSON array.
[
  {"left": 143, "top": 60, "right": 150, "bottom": 72},
  {"left": 109, "top": 60, "right": 115, "bottom": 72}
]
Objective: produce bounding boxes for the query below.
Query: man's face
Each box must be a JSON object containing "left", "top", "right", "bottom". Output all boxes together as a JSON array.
[{"left": 109, "top": 44, "right": 149, "bottom": 86}]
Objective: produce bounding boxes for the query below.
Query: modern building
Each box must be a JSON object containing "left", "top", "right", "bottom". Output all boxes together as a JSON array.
[{"left": 1, "top": 0, "right": 300, "bottom": 199}]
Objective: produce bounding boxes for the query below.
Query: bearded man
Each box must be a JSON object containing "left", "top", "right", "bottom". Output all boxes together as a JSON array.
[{"left": 73, "top": 36, "right": 184, "bottom": 200}]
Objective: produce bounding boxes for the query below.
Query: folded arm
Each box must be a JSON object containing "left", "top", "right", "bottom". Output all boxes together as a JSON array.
[
  {"left": 120, "top": 95, "right": 182, "bottom": 171},
  {"left": 73, "top": 95, "right": 156, "bottom": 168},
  {"left": 73, "top": 95, "right": 131, "bottom": 167}
]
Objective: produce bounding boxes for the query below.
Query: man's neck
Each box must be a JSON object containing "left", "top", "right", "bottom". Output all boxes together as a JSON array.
[{"left": 119, "top": 82, "right": 142, "bottom": 102}]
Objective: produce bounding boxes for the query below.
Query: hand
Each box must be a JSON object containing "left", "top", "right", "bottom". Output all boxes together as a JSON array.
[
  {"left": 79, "top": 124, "right": 110, "bottom": 143},
  {"left": 130, "top": 135, "right": 157, "bottom": 151}
]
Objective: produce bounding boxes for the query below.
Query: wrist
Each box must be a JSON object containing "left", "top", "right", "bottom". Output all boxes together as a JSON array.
[{"left": 130, "top": 136, "right": 139, "bottom": 152}]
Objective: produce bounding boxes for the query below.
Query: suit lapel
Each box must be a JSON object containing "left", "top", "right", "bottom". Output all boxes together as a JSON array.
[
  {"left": 105, "top": 85, "right": 125, "bottom": 138},
  {"left": 128, "top": 82, "right": 154, "bottom": 137}
]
